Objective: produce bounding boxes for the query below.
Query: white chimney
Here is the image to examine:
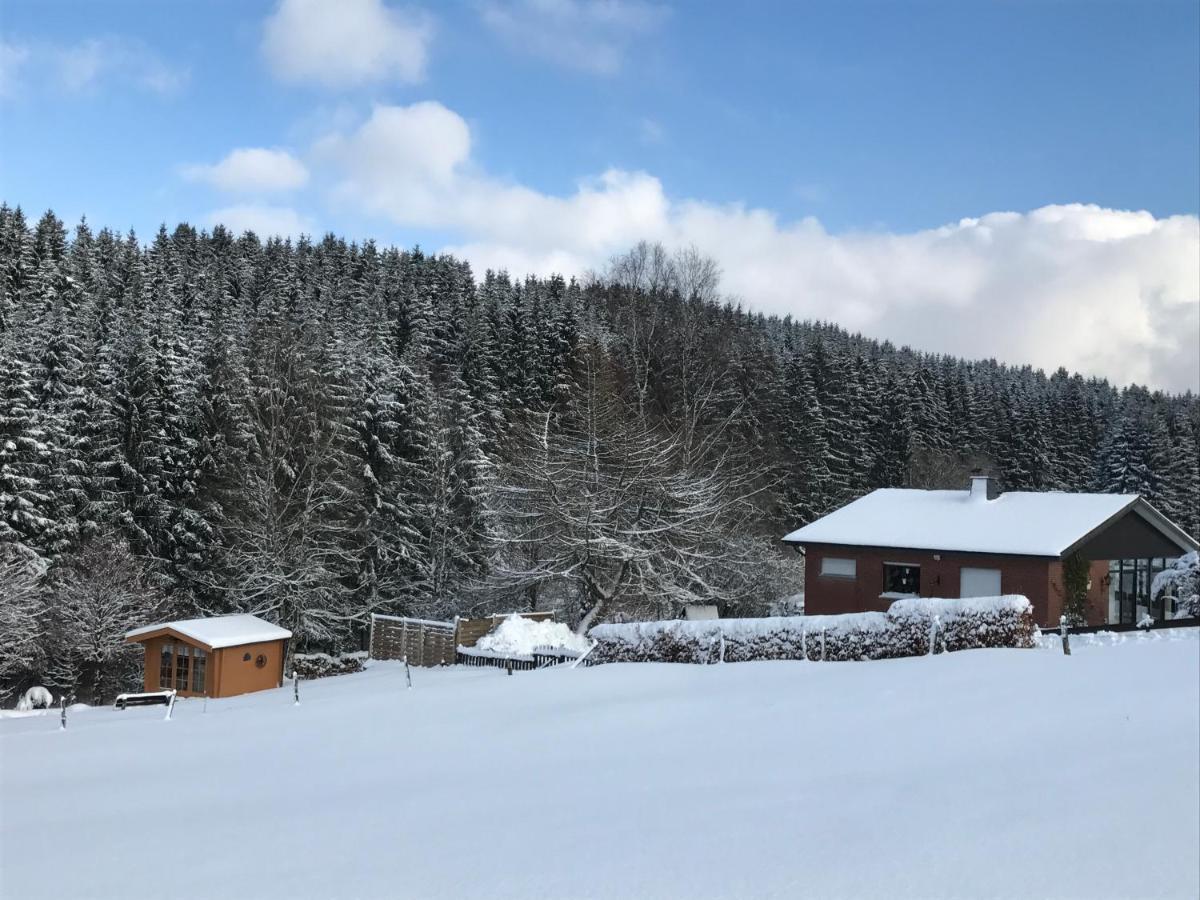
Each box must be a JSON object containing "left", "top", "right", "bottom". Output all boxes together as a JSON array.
[{"left": 969, "top": 473, "right": 991, "bottom": 501}]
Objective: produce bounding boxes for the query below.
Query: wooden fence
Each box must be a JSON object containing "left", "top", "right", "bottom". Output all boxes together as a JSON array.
[
  {"left": 454, "top": 611, "right": 556, "bottom": 648},
  {"left": 369, "top": 611, "right": 562, "bottom": 667},
  {"left": 369, "top": 614, "right": 456, "bottom": 667}
]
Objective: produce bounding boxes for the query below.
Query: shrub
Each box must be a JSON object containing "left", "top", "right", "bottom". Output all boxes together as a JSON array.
[{"left": 588, "top": 596, "right": 1035, "bottom": 665}]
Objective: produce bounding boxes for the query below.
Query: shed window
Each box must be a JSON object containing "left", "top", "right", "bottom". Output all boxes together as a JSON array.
[
  {"left": 191, "top": 649, "right": 207, "bottom": 693},
  {"left": 884, "top": 563, "right": 920, "bottom": 596},
  {"left": 159, "top": 643, "right": 174, "bottom": 689},
  {"left": 821, "top": 557, "right": 857, "bottom": 579},
  {"left": 175, "top": 644, "right": 191, "bottom": 692}
]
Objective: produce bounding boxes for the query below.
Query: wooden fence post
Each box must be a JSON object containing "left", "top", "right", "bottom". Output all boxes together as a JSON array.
[
  {"left": 293, "top": 672, "right": 300, "bottom": 705},
  {"left": 1059, "top": 616, "right": 1071, "bottom": 656},
  {"left": 59, "top": 695, "right": 66, "bottom": 730},
  {"left": 404, "top": 656, "right": 412, "bottom": 689}
]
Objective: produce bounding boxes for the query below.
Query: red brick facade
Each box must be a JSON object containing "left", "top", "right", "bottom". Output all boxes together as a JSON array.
[{"left": 803, "top": 544, "right": 1109, "bottom": 628}]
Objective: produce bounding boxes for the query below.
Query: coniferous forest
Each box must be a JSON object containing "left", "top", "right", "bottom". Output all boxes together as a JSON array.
[{"left": 1, "top": 206, "right": 1197, "bottom": 702}]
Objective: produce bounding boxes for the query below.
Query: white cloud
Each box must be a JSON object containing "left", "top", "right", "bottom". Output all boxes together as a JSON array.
[
  {"left": 317, "top": 101, "right": 1200, "bottom": 392},
  {"left": 205, "top": 204, "right": 314, "bottom": 238},
  {"left": 0, "top": 36, "right": 186, "bottom": 97},
  {"left": 0, "top": 41, "right": 30, "bottom": 97},
  {"left": 184, "top": 148, "right": 309, "bottom": 193},
  {"left": 262, "top": 0, "right": 433, "bottom": 87},
  {"left": 480, "top": 0, "right": 669, "bottom": 75}
]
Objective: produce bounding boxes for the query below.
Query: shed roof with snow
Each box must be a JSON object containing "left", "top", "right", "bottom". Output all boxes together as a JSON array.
[
  {"left": 782, "top": 478, "right": 1197, "bottom": 560},
  {"left": 125, "top": 614, "right": 292, "bottom": 651}
]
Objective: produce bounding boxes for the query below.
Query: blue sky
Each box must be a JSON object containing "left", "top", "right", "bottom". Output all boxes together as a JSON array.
[{"left": 1, "top": 0, "right": 1198, "bottom": 390}]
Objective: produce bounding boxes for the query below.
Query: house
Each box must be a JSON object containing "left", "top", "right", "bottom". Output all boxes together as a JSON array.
[
  {"left": 125, "top": 614, "right": 292, "bottom": 699},
  {"left": 782, "top": 475, "right": 1198, "bottom": 628}
]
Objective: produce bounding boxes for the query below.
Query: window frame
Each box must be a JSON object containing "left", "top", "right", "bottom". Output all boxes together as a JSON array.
[
  {"left": 819, "top": 557, "right": 858, "bottom": 580},
  {"left": 882, "top": 562, "right": 921, "bottom": 596}
]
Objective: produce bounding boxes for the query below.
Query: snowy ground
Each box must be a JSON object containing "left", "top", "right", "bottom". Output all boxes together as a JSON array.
[{"left": 2, "top": 631, "right": 1198, "bottom": 900}]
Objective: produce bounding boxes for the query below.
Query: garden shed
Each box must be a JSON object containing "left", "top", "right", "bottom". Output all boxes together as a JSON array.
[{"left": 125, "top": 614, "right": 292, "bottom": 699}]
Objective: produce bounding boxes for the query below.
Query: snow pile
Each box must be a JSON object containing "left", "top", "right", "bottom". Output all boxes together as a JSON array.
[
  {"left": 589, "top": 595, "right": 1035, "bottom": 664},
  {"left": 474, "top": 615, "right": 592, "bottom": 657},
  {"left": 1152, "top": 551, "right": 1199, "bottom": 619},
  {"left": 15, "top": 686, "right": 54, "bottom": 712}
]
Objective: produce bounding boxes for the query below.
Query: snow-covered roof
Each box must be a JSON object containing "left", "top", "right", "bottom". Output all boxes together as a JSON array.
[
  {"left": 781, "top": 488, "right": 1195, "bottom": 558},
  {"left": 125, "top": 614, "right": 292, "bottom": 649}
]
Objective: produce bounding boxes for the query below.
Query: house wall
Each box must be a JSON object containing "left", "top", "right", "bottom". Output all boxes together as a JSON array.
[
  {"left": 136, "top": 635, "right": 287, "bottom": 698},
  {"left": 802, "top": 544, "right": 1093, "bottom": 627},
  {"left": 1046, "top": 559, "right": 1110, "bottom": 626},
  {"left": 212, "top": 639, "right": 287, "bottom": 698}
]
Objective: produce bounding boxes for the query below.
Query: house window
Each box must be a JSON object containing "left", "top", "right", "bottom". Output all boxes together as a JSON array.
[
  {"left": 821, "top": 557, "right": 857, "bottom": 579},
  {"left": 191, "top": 649, "right": 207, "bottom": 693},
  {"left": 960, "top": 567, "right": 1002, "bottom": 598},
  {"left": 883, "top": 563, "right": 920, "bottom": 596}
]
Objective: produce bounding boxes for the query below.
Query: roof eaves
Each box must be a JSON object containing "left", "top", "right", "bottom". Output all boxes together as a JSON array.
[{"left": 124, "top": 626, "right": 216, "bottom": 653}]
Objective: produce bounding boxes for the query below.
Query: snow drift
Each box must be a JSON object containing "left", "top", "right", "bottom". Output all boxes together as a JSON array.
[{"left": 588, "top": 595, "right": 1035, "bottom": 664}]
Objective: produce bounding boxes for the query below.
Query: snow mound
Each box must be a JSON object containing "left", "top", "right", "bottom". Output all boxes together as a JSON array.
[{"left": 475, "top": 615, "right": 591, "bottom": 657}]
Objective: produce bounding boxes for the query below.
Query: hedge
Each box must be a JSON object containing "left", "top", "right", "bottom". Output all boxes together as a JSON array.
[{"left": 588, "top": 596, "right": 1035, "bottom": 665}]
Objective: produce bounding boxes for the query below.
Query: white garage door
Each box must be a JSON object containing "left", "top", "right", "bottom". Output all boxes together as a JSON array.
[{"left": 960, "top": 567, "right": 1002, "bottom": 598}]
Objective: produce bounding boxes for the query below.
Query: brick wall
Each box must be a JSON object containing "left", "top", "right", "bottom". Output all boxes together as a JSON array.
[{"left": 802, "top": 544, "right": 1088, "bottom": 627}]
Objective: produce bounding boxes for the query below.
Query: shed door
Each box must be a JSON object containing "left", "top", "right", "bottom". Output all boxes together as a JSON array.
[{"left": 960, "top": 567, "right": 1002, "bottom": 598}]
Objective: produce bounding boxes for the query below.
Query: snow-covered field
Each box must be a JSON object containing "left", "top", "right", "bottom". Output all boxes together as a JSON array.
[{"left": 2, "top": 631, "right": 1198, "bottom": 900}]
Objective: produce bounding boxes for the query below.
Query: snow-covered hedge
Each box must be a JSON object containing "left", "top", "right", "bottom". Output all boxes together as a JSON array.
[
  {"left": 588, "top": 596, "right": 1035, "bottom": 665},
  {"left": 291, "top": 651, "right": 368, "bottom": 679}
]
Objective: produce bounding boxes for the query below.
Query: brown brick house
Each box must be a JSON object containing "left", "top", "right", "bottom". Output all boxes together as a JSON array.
[
  {"left": 125, "top": 614, "right": 292, "bottom": 699},
  {"left": 782, "top": 475, "right": 1197, "bottom": 628}
]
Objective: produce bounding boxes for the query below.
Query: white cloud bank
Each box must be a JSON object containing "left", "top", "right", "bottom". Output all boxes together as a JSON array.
[
  {"left": 262, "top": 0, "right": 432, "bottom": 87},
  {"left": 184, "top": 148, "right": 309, "bottom": 193},
  {"left": 313, "top": 102, "right": 1200, "bottom": 391},
  {"left": 298, "top": 101, "right": 1190, "bottom": 391}
]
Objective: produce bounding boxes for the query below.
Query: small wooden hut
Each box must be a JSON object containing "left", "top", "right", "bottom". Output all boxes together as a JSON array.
[{"left": 125, "top": 614, "right": 292, "bottom": 699}]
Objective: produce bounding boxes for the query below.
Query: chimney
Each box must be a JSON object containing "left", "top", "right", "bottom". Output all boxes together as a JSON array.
[{"left": 968, "top": 470, "right": 992, "bottom": 502}]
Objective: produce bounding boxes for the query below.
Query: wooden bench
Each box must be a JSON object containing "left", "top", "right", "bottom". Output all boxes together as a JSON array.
[{"left": 114, "top": 690, "right": 176, "bottom": 710}]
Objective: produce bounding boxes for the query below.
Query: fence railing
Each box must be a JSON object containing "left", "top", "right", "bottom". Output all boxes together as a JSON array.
[
  {"left": 1048, "top": 617, "right": 1199, "bottom": 636},
  {"left": 455, "top": 646, "right": 582, "bottom": 672}
]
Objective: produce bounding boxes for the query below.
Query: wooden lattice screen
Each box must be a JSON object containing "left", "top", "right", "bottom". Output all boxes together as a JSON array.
[{"left": 368, "top": 614, "right": 456, "bottom": 667}]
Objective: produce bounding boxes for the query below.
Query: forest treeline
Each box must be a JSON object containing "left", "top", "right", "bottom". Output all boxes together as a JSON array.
[{"left": 1, "top": 206, "right": 1197, "bottom": 701}]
